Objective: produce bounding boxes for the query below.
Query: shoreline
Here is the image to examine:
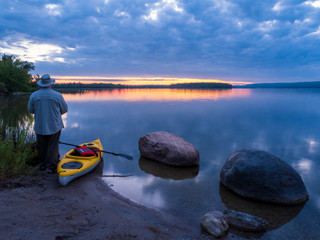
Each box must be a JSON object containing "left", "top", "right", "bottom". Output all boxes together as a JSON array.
[{"left": 0, "top": 162, "right": 206, "bottom": 240}]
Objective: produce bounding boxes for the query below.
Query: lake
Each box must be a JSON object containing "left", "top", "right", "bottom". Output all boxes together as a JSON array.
[{"left": 2, "top": 88, "right": 320, "bottom": 239}]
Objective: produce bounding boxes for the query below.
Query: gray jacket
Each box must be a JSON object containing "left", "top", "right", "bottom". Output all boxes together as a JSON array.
[{"left": 28, "top": 88, "right": 68, "bottom": 135}]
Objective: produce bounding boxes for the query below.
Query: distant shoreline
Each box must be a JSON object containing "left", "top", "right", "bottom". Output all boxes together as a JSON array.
[
  {"left": 52, "top": 82, "right": 232, "bottom": 90},
  {"left": 4, "top": 81, "right": 320, "bottom": 96},
  {"left": 51, "top": 81, "right": 320, "bottom": 90},
  {"left": 233, "top": 81, "right": 320, "bottom": 88}
]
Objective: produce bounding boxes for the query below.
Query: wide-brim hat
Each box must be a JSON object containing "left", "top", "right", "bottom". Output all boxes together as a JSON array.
[{"left": 37, "top": 74, "right": 55, "bottom": 87}]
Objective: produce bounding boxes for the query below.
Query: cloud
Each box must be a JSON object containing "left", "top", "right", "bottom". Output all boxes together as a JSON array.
[
  {"left": 0, "top": 0, "right": 320, "bottom": 82},
  {"left": 306, "top": 26, "right": 320, "bottom": 37},
  {"left": 142, "top": 0, "right": 184, "bottom": 22},
  {"left": 273, "top": 1, "right": 284, "bottom": 11},
  {"left": 114, "top": 10, "right": 131, "bottom": 19},
  {"left": 0, "top": 34, "right": 76, "bottom": 63},
  {"left": 45, "top": 4, "right": 62, "bottom": 17},
  {"left": 305, "top": 0, "right": 320, "bottom": 8}
]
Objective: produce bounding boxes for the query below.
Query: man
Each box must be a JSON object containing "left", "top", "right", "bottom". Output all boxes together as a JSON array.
[{"left": 28, "top": 74, "right": 68, "bottom": 173}]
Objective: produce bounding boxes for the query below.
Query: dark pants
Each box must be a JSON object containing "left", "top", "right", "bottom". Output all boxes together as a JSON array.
[{"left": 36, "top": 130, "right": 61, "bottom": 170}]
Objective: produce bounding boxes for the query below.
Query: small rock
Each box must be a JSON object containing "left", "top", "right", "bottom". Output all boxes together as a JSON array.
[
  {"left": 200, "top": 211, "right": 229, "bottom": 237},
  {"left": 138, "top": 131, "right": 199, "bottom": 166},
  {"left": 224, "top": 210, "right": 268, "bottom": 232}
]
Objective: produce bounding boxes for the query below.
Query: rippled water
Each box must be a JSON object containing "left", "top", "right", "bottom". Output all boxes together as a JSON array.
[{"left": 3, "top": 88, "right": 320, "bottom": 239}]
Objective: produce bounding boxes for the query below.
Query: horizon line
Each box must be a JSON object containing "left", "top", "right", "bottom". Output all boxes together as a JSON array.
[{"left": 51, "top": 75, "right": 251, "bottom": 86}]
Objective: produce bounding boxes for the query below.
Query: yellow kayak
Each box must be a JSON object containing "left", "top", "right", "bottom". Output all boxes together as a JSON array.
[{"left": 57, "top": 139, "right": 103, "bottom": 185}]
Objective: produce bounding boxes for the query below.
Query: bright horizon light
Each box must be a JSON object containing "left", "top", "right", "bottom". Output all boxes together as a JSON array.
[{"left": 52, "top": 75, "right": 250, "bottom": 86}]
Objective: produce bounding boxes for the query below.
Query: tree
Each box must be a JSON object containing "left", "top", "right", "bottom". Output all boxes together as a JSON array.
[{"left": 0, "top": 54, "right": 35, "bottom": 93}]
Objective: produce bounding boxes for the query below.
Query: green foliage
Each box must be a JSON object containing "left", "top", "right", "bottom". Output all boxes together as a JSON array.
[
  {"left": 0, "top": 54, "right": 35, "bottom": 93},
  {"left": 0, "top": 81, "right": 7, "bottom": 92},
  {"left": 0, "top": 95, "right": 38, "bottom": 179},
  {"left": 0, "top": 128, "right": 39, "bottom": 180}
]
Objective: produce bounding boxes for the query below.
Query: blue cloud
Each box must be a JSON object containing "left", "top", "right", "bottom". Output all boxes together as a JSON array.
[{"left": 1, "top": 0, "right": 320, "bottom": 82}]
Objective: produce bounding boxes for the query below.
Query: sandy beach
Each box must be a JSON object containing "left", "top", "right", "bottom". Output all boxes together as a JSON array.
[{"left": 0, "top": 162, "right": 209, "bottom": 240}]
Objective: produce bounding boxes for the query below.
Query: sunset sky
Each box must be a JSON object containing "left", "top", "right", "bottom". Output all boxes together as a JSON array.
[{"left": 1, "top": 0, "right": 320, "bottom": 85}]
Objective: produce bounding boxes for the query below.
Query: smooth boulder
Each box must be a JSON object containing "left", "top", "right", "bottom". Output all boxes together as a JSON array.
[
  {"left": 220, "top": 149, "right": 309, "bottom": 205},
  {"left": 138, "top": 131, "right": 199, "bottom": 166},
  {"left": 201, "top": 211, "right": 229, "bottom": 237}
]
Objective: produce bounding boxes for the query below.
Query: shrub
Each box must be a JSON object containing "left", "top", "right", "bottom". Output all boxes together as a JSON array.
[{"left": 0, "top": 128, "right": 39, "bottom": 180}]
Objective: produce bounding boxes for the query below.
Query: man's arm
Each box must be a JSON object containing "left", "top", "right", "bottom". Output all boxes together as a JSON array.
[{"left": 59, "top": 95, "right": 68, "bottom": 115}]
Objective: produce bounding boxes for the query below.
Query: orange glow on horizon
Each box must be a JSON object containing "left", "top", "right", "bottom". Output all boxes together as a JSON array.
[
  {"left": 62, "top": 88, "right": 252, "bottom": 102},
  {"left": 52, "top": 75, "right": 250, "bottom": 86}
]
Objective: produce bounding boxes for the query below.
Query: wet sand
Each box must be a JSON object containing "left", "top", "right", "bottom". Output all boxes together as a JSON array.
[{"left": 0, "top": 163, "right": 202, "bottom": 240}]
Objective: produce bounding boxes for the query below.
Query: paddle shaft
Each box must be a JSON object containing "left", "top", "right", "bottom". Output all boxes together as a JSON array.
[{"left": 59, "top": 141, "right": 133, "bottom": 160}]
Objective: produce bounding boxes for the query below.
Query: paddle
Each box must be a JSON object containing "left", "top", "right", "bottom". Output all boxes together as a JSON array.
[{"left": 59, "top": 141, "right": 133, "bottom": 160}]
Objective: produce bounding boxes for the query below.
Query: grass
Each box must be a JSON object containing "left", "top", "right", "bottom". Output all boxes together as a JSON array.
[{"left": 0, "top": 127, "right": 39, "bottom": 181}]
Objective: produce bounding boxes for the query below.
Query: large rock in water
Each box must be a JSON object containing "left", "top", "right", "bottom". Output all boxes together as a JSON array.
[
  {"left": 220, "top": 149, "right": 309, "bottom": 205},
  {"left": 138, "top": 131, "right": 199, "bottom": 166}
]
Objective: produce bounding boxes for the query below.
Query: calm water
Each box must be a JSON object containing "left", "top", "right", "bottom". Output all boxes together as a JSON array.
[{"left": 3, "top": 88, "right": 320, "bottom": 239}]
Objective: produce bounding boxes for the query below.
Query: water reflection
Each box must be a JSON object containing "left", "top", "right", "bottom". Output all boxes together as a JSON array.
[
  {"left": 219, "top": 183, "right": 305, "bottom": 230},
  {"left": 62, "top": 88, "right": 251, "bottom": 102},
  {"left": 293, "top": 158, "right": 313, "bottom": 176},
  {"left": 139, "top": 157, "right": 199, "bottom": 180},
  {"left": 2, "top": 88, "right": 320, "bottom": 239},
  {"left": 102, "top": 173, "right": 166, "bottom": 208},
  {"left": 0, "top": 95, "right": 33, "bottom": 137},
  {"left": 306, "top": 138, "right": 318, "bottom": 154},
  {"left": 316, "top": 195, "right": 320, "bottom": 210}
]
